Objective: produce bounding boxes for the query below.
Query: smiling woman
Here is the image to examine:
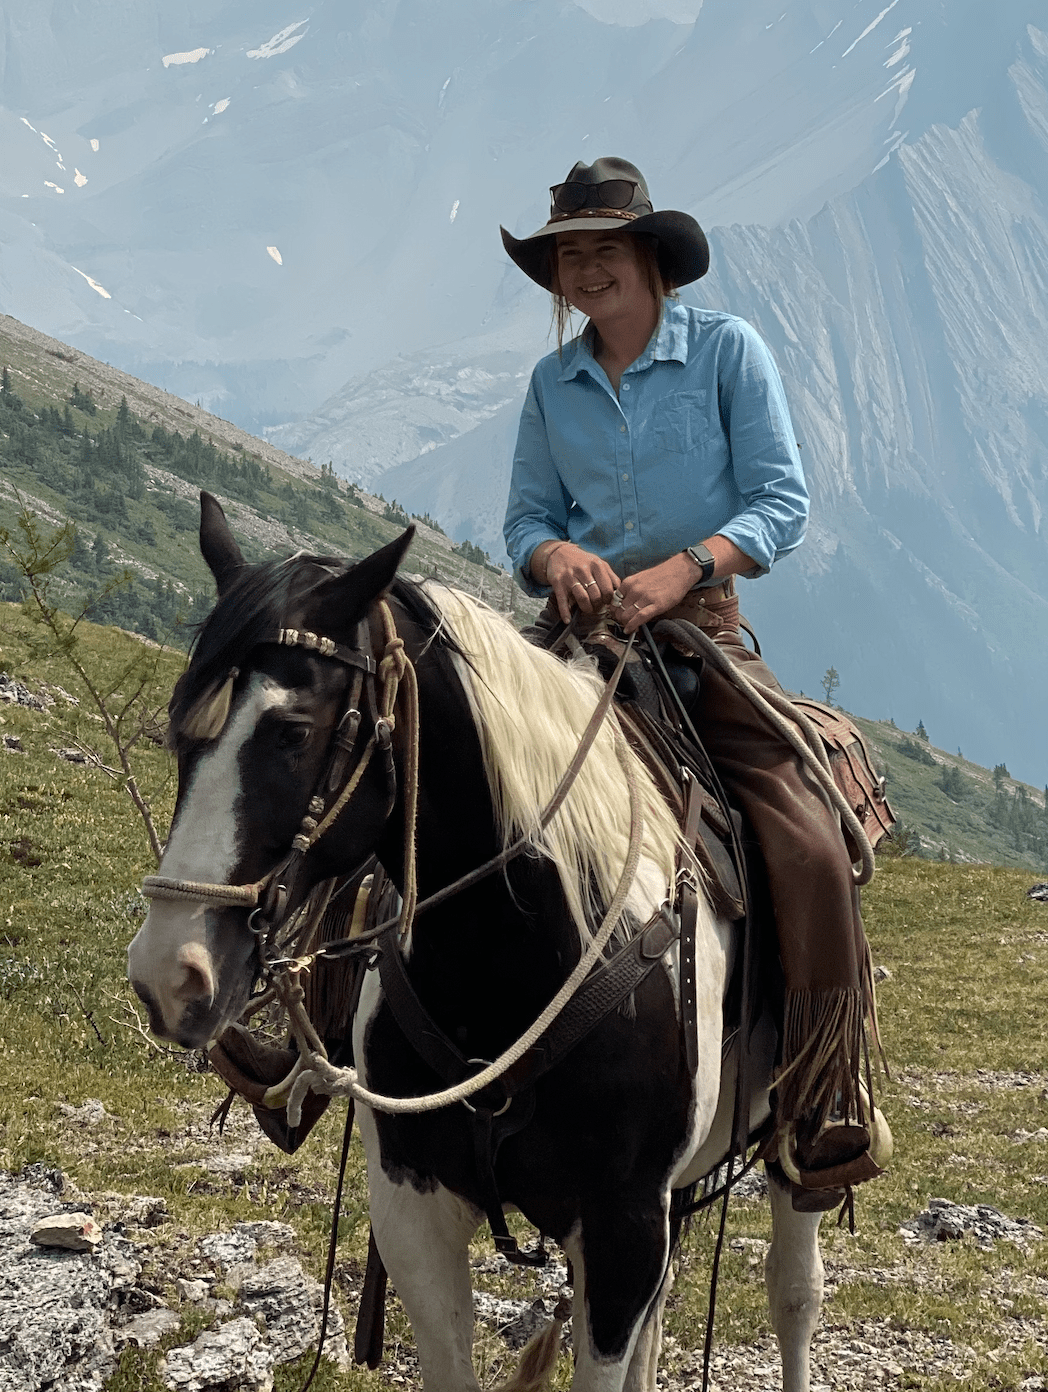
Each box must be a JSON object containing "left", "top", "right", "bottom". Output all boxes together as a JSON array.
[
  {"left": 549, "top": 229, "right": 667, "bottom": 350},
  {"left": 500, "top": 156, "right": 891, "bottom": 1226}
]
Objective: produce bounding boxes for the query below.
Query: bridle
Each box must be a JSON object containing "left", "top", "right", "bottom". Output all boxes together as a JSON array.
[
  {"left": 140, "top": 596, "right": 646, "bottom": 1110},
  {"left": 142, "top": 600, "right": 421, "bottom": 973}
]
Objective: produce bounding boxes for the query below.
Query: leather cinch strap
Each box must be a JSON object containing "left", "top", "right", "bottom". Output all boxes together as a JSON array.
[{"left": 375, "top": 906, "right": 679, "bottom": 1263}]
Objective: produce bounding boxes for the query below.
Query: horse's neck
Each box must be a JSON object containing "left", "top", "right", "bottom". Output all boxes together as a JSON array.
[{"left": 378, "top": 620, "right": 577, "bottom": 1036}]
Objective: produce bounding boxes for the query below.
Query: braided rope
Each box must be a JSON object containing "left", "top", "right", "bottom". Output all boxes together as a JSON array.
[
  {"left": 656, "top": 618, "right": 876, "bottom": 885},
  {"left": 141, "top": 876, "right": 265, "bottom": 907},
  {"left": 282, "top": 730, "right": 648, "bottom": 1120}
]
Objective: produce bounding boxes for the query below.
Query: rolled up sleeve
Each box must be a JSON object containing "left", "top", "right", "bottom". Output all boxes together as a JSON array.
[
  {"left": 503, "top": 375, "right": 574, "bottom": 595},
  {"left": 715, "top": 321, "right": 809, "bottom": 577}
]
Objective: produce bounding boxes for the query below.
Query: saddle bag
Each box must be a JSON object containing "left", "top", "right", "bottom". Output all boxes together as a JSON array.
[{"left": 788, "top": 698, "right": 896, "bottom": 855}]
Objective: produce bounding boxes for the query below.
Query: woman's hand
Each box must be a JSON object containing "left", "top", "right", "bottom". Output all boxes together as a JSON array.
[
  {"left": 543, "top": 543, "right": 621, "bottom": 623},
  {"left": 613, "top": 553, "right": 701, "bottom": 635}
]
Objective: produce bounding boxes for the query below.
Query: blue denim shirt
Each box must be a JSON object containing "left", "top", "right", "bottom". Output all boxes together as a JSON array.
[{"left": 504, "top": 301, "right": 809, "bottom": 596}]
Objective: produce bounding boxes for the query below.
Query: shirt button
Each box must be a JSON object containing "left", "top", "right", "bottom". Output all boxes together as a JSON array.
[
  {"left": 625, "top": 521, "right": 634, "bottom": 530},
  {"left": 619, "top": 424, "right": 627, "bottom": 434},
  {"left": 622, "top": 473, "right": 629, "bottom": 481},
  {"left": 622, "top": 382, "right": 630, "bottom": 391}
]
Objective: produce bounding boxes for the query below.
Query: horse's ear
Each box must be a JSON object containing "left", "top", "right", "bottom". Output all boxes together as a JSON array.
[
  {"left": 199, "top": 491, "right": 245, "bottom": 595},
  {"left": 313, "top": 527, "right": 416, "bottom": 630}
]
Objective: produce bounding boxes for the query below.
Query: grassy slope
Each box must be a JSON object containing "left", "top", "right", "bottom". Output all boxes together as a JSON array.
[
  {"left": 1, "top": 601, "right": 1048, "bottom": 1389},
  {"left": 0, "top": 316, "right": 527, "bottom": 635},
  {"left": 853, "top": 715, "right": 1048, "bottom": 873}
]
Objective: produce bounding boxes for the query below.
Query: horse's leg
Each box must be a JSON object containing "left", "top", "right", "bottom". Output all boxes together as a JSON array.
[
  {"left": 622, "top": 1259, "right": 673, "bottom": 1392},
  {"left": 765, "top": 1165, "right": 825, "bottom": 1392},
  {"left": 563, "top": 1200, "right": 671, "bottom": 1392},
  {"left": 357, "top": 1109, "right": 483, "bottom": 1392}
]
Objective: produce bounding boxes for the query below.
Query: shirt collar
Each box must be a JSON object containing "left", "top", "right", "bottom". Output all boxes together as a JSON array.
[{"left": 558, "top": 299, "right": 689, "bottom": 382}]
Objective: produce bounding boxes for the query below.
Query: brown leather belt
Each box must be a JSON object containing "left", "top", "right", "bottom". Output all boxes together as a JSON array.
[
  {"left": 692, "top": 577, "right": 734, "bottom": 603},
  {"left": 666, "top": 578, "right": 739, "bottom": 632}
]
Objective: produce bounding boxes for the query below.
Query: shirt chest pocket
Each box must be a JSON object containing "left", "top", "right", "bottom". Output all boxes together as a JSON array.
[{"left": 653, "top": 389, "right": 714, "bottom": 454}]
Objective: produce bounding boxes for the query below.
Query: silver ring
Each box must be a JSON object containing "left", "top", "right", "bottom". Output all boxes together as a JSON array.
[
  {"left": 571, "top": 580, "right": 586, "bottom": 590},
  {"left": 585, "top": 580, "right": 599, "bottom": 590}
]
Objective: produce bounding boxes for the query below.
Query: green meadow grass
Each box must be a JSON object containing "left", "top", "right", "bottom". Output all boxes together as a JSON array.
[{"left": 1, "top": 600, "right": 1047, "bottom": 1388}]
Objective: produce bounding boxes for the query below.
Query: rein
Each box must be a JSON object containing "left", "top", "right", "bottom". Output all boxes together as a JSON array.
[{"left": 142, "top": 598, "right": 648, "bottom": 1117}]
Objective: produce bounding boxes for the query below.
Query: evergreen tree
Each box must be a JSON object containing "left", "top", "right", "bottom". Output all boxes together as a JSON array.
[
  {"left": 821, "top": 667, "right": 840, "bottom": 706},
  {"left": 91, "top": 533, "right": 111, "bottom": 572},
  {"left": 938, "top": 764, "right": 966, "bottom": 799},
  {"left": 916, "top": 719, "right": 929, "bottom": 741},
  {"left": 1, "top": 365, "right": 22, "bottom": 411},
  {"left": 69, "top": 381, "right": 97, "bottom": 416},
  {"left": 70, "top": 527, "right": 93, "bottom": 571}
]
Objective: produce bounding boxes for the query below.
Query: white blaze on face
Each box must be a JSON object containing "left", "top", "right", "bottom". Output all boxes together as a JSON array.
[
  {"left": 128, "top": 674, "right": 293, "bottom": 1037},
  {"left": 163, "top": 673, "right": 291, "bottom": 884}
]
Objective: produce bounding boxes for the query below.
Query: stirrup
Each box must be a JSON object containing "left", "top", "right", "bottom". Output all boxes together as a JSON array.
[{"left": 778, "top": 1088, "right": 893, "bottom": 1191}]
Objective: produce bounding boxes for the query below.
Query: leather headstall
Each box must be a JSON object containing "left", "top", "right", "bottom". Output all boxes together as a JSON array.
[
  {"left": 142, "top": 613, "right": 400, "bottom": 978},
  {"left": 245, "top": 617, "right": 398, "bottom": 972}
]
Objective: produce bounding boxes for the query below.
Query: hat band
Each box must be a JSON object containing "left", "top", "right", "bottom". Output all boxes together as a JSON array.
[{"left": 547, "top": 208, "right": 641, "bottom": 225}]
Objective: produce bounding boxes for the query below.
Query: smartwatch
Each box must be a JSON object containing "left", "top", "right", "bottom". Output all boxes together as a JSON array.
[{"left": 684, "top": 543, "right": 717, "bottom": 585}]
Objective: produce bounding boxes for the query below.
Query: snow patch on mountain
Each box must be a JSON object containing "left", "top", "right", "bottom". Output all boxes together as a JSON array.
[
  {"left": 247, "top": 22, "right": 308, "bottom": 60},
  {"left": 162, "top": 48, "right": 212, "bottom": 67},
  {"left": 72, "top": 269, "right": 111, "bottom": 299},
  {"left": 842, "top": 1, "right": 901, "bottom": 58}
]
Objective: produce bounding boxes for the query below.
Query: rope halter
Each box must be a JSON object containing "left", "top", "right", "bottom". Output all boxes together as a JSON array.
[{"left": 141, "top": 601, "right": 416, "bottom": 951}]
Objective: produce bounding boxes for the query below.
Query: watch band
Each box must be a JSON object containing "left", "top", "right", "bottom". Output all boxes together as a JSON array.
[{"left": 684, "top": 544, "right": 717, "bottom": 585}]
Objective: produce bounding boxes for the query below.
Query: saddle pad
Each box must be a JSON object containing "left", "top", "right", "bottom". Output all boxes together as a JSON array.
[{"left": 789, "top": 698, "right": 896, "bottom": 852}]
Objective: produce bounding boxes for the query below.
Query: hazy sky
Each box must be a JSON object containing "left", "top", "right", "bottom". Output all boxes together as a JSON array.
[{"left": 573, "top": 0, "right": 703, "bottom": 24}]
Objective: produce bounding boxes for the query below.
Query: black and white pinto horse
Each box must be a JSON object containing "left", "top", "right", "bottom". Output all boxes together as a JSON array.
[{"left": 129, "top": 496, "right": 827, "bottom": 1392}]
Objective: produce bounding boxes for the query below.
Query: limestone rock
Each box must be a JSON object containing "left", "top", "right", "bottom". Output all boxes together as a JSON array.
[
  {"left": 0, "top": 1173, "right": 117, "bottom": 1390},
  {"left": 900, "top": 1197, "right": 1044, "bottom": 1249},
  {"left": 56, "top": 1099, "right": 108, "bottom": 1126},
  {"left": 198, "top": 1223, "right": 295, "bottom": 1273},
  {"left": 115, "top": 1308, "right": 181, "bottom": 1349},
  {"left": 235, "top": 1255, "right": 348, "bottom": 1366},
  {"left": 198, "top": 1230, "right": 257, "bottom": 1271},
  {"left": 161, "top": 1317, "right": 274, "bottom": 1392},
  {"left": 29, "top": 1212, "right": 102, "bottom": 1251}
]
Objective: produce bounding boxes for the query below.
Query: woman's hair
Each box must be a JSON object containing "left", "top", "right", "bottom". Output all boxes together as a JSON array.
[{"left": 547, "top": 232, "right": 678, "bottom": 351}]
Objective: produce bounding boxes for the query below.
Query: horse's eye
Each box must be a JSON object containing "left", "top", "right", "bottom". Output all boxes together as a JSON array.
[{"left": 278, "top": 722, "right": 311, "bottom": 750}]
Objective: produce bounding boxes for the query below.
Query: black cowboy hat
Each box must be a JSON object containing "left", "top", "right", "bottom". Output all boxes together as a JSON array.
[{"left": 500, "top": 156, "right": 709, "bottom": 290}]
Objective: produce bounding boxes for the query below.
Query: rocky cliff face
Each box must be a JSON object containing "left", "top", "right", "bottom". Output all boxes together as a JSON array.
[
  {"left": 697, "top": 22, "right": 1048, "bottom": 772},
  {"left": 2, "top": 0, "right": 1047, "bottom": 776}
]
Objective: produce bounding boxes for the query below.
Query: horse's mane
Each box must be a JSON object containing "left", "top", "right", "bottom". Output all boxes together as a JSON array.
[
  {"left": 168, "top": 555, "right": 450, "bottom": 745},
  {"left": 170, "top": 556, "right": 683, "bottom": 939},
  {"left": 424, "top": 584, "right": 685, "bottom": 941}
]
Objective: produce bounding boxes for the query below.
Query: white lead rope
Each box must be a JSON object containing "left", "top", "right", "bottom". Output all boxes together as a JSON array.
[{"left": 278, "top": 731, "right": 650, "bottom": 1123}]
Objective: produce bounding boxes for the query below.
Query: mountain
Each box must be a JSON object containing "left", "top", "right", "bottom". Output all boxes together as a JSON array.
[
  {"left": 2, "top": 0, "right": 1047, "bottom": 782},
  {"left": 0, "top": 316, "right": 520, "bottom": 643},
  {"left": 852, "top": 715, "right": 1048, "bottom": 873}
]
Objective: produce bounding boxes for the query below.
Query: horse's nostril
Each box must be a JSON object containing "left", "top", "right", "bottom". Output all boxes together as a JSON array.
[
  {"left": 174, "top": 942, "right": 216, "bottom": 1006},
  {"left": 131, "top": 981, "right": 167, "bottom": 1038}
]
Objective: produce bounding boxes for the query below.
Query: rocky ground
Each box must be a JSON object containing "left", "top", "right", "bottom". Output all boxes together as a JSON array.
[{"left": 2, "top": 1095, "right": 1046, "bottom": 1392}]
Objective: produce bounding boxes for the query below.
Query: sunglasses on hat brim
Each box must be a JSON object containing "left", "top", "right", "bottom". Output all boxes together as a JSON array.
[{"left": 549, "top": 178, "right": 653, "bottom": 215}]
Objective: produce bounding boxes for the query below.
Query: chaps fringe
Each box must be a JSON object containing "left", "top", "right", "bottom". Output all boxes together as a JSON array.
[{"left": 774, "top": 986, "right": 867, "bottom": 1132}]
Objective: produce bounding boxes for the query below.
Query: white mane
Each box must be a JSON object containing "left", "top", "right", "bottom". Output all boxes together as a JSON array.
[{"left": 424, "top": 584, "right": 688, "bottom": 941}]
